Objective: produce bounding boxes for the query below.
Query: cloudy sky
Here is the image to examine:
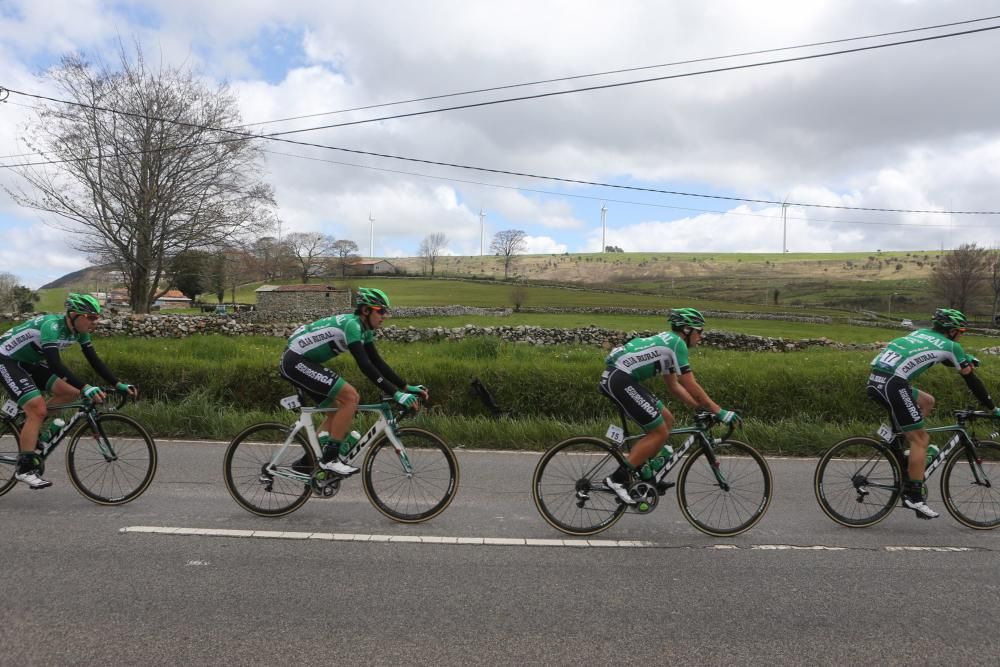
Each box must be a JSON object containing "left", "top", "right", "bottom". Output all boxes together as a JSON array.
[{"left": 1, "top": 0, "right": 999, "bottom": 287}]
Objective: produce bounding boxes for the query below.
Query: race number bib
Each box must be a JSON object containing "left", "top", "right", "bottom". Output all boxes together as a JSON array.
[
  {"left": 877, "top": 423, "right": 894, "bottom": 443},
  {"left": 1, "top": 400, "right": 17, "bottom": 418},
  {"left": 605, "top": 424, "right": 625, "bottom": 444},
  {"left": 279, "top": 395, "right": 301, "bottom": 411}
]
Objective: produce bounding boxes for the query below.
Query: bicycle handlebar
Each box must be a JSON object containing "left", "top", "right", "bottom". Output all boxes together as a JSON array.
[{"left": 952, "top": 408, "right": 999, "bottom": 423}]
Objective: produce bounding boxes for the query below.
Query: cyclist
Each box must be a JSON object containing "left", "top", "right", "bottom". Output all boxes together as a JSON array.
[
  {"left": 0, "top": 293, "right": 137, "bottom": 489},
  {"left": 279, "top": 287, "right": 427, "bottom": 476},
  {"left": 600, "top": 307, "right": 740, "bottom": 504},
  {"left": 867, "top": 307, "right": 999, "bottom": 519}
]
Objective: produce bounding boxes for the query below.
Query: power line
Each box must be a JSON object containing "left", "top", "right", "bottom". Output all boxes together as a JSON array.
[
  {"left": 233, "top": 14, "right": 1000, "bottom": 130},
  {"left": 259, "top": 147, "right": 999, "bottom": 229},
  {"left": 3, "top": 21, "right": 1000, "bottom": 214}
]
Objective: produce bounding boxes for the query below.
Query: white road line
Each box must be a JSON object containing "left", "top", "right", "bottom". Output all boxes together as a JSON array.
[{"left": 119, "top": 527, "right": 985, "bottom": 552}]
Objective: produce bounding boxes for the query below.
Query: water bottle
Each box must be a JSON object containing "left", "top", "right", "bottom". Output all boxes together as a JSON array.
[
  {"left": 339, "top": 430, "right": 362, "bottom": 458},
  {"left": 903, "top": 444, "right": 940, "bottom": 468},
  {"left": 38, "top": 418, "right": 66, "bottom": 444},
  {"left": 639, "top": 445, "right": 674, "bottom": 480}
]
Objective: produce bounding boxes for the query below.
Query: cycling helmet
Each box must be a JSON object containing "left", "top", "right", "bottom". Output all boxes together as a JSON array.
[
  {"left": 355, "top": 287, "right": 391, "bottom": 309},
  {"left": 932, "top": 307, "right": 967, "bottom": 331},
  {"left": 669, "top": 307, "right": 706, "bottom": 331},
  {"left": 65, "top": 293, "right": 101, "bottom": 315}
]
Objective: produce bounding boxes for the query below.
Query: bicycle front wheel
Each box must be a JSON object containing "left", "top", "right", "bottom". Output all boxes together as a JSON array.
[
  {"left": 677, "top": 439, "right": 772, "bottom": 537},
  {"left": 941, "top": 439, "right": 1000, "bottom": 529},
  {"left": 224, "top": 422, "right": 314, "bottom": 517},
  {"left": 0, "top": 420, "right": 20, "bottom": 497},
  {"left": 66, "top": 414, "right": 157, "bottom": 505},
  {"left": 814, "top": 436, "right": 901, "bottom": 528},
  {"left": 362, "top": 427, "right": 459, "bottom": 523},
  {"left": 532, "top": 436, "right": 628, "bottom": 536}
]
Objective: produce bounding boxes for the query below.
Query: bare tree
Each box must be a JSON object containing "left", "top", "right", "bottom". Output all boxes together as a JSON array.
[
  {"left": 5, "top": 44, "right": 275, "bottom": 313},
  {"left": 510, "top": 284, "right": 528, "bottom": 312},
  {"left": 931, "top": 243, "right": 991, "bottom": 315},
  {"left": 490, "top": 229, "right": 528, "bottom": 279},
  {"left": 419, "top": 232, "right": 449, "bottom": 276},
  {"left": 331, "top": 239, "right": 360, "bottom": 277},
  {"left": 284, "top": 232, "right": 334, "bottom": 283}
]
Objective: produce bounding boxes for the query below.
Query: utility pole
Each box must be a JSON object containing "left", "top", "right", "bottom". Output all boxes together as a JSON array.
[
  {"left": 600, "top": 202, "right": 608, "bottom": 253},
  {"left": 479, "top": 207, "right": 486, "bottom": 256},
  {"left": 781, "top": 198, "right": 789, "bottom": 254},
  {"left": 369, "top": 212, "right": 375, "bottom": 258}
]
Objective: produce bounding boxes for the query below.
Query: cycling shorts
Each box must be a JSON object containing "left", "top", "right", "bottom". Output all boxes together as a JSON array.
[
  {"left": 866, "top": 372, "right": 923, "bottom": 432},
  {"left": 278, "top": 349, "right": 346, "bottom": 406},
  {"left": 0, "top": 358, "right": 59, "bottom": 406},
  {"left": 598, "top": 367, "right": 664, "bottom": 432}
]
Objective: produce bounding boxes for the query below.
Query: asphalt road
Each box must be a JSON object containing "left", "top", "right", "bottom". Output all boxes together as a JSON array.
[{"left": 3, "top": 440, "right": 1000, "bottom": 665}]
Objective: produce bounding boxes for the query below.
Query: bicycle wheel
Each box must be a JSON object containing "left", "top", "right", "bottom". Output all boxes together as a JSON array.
[
  {"left": 362, "top": 427, "right": 459, "bottom": 523},
  {"left": 224, "top": 422, "right": 314, "bottom": 517},
  {"left": 941, "top": 439, "right": 1000, "bottom": 529},
  {"left": 0, "top": 420, "right": 20, "bottom": 497},
  {"left": 814, "top": 436, "right": 902, "bottom": 528},
  {"left": 676, "top": 439, "right": 772, "bottom": 537},
  {"left": 532, "top": 436, "right": 628, "bottom": 536},
  {"left": 66, "top": 413, "right": 157, "bottom": 505}
]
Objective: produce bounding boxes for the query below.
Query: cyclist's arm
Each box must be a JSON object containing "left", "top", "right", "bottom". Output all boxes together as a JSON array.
[
  {"left": 347, "top": 341, "right": 401, "bottom": 396},
  {"left": 962, "top": 370, "right": 995, "bottom": 409},
  {"left": 80, "top": 342, "right": 120, "bottom": 386},
  {"left": 674, "top": 370, "right": 721, "bottom": 414},
  {"left": 363, "top": 342, "right": 408, "bottom": 389},
  {"left": 41, "top": 345, "right": 88, "bottom": 390}
]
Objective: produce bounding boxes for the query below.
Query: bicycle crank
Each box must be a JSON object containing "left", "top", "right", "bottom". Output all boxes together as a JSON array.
[
  {"left": 310, "top": 471, "right": 342, "bottom": 498},
  {"left": 628, "top": 481, "right": 659, "bottom": 514}
]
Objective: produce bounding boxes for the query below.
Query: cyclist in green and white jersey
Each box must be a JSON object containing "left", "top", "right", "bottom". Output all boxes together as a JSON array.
[
  {"left": 279, "top": 287, "right": 427, "bottom": 476},
  {"left": 867, "top": 307, "right": 999, "bottom": 519},
  {"left": 0, "top": 293, "right": 136, "bottom": 489},
  {"left": 600, "top": 307, "right": 739, "bottom": 504}
]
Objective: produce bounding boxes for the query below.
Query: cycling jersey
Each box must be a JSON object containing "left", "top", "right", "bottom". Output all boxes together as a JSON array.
[
  {"left": 0, "top": 314, "right": 91, "bottom": 363},
  {"left": 605, "top": 331, "right": 691, "bottom": 381},
  {"left": 285, "top": 314, "right": 375, "bottom": 363},
  {"left": 869, "top": 329, "right": 972, "bottom": 381}
]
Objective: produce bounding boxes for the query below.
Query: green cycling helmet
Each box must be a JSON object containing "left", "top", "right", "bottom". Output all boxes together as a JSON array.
[
  {"left": 932, "top": 307, "right": 967, "bottom": 331},
  {"left": 65, "top": 292, "right": 101, "bottom": 315},
  {"left": 669, "top": 307, "right": 706, "bottom": 331},
  {"left": 355, "top": 287, "right": 391, "bottom": 309}
]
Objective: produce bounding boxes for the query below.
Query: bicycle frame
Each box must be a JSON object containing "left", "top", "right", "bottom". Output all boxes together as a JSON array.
[
  {"left": 880, "top": 409, "right": 993, "bottom": 486},
  {"left": 604, "top": 409, "right": 734, "bottom": 489},
  {"left": 0, "top": 395, "right": 122, "bottom": 466},
  {"left": 265, "top": 394, "right": 412, "bottom": 483}
]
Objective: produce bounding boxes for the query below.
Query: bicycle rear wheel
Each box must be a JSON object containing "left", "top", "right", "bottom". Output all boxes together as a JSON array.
[
  {"left": 532, "top": 436, "right": 628, "bottom": 536},
  {"left": 677, "top": 439, "right": 772, "bottom": 537},
  {"left": 66, "top": 414, "right": 157, "bottom": 505},
  {"left": 224, "top": 422, "right": 314, "bottom": 517},
  {"left": 0, "top": 420, "right": 20, "bottom": 497},
  {"left": 941, "top": 439, "right": 1000, "bottom": 529},
  {"left": 362, "top": 427, "right": 459, "bottom": 523},
  {"left": 814, "top": 436, "right": 901, "bottom": 528}
]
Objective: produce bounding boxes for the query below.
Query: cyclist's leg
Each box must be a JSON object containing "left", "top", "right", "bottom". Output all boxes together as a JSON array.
[
  {"left": 599, "top": 369, "right": 669, "bottom": 501},
  {"left": 320, "top": 382, "right": 359, "bottom": 445},
  {"left": 47, "top": 377, "right": 80, "bottom": 406},
  {"left": 0, "top": 360, "right": 45, "bottom": 453}
]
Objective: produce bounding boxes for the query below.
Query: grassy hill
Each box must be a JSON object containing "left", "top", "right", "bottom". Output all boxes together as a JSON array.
[{"left": 34, "top": 249, "right": 961, "bottom": 323}]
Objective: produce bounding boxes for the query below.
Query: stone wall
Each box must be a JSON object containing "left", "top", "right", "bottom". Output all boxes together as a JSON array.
[
  {"left": 92, "top": 314, "right": 883, "bottom": 352},
  {"left": 256, "top": 289, "right": 351, "bottom": 314}
]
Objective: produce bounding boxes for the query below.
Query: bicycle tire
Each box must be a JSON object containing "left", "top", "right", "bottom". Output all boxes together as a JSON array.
[
  {"left": 532, "top": 436, "right": 628, "bottom": 536},
  {"left": 223, "top": 422, "right": 314, "bottom": 517},
  {"left": 66, "top": 413, "right": 157, "bottom": 505},
  {"left": 941, "top": 439, "right": 1000, "bottom": 529},
  {"left": 676, "top": 438, "right": 772, "bottom": 537},
  {"left": 362, "top": 427, "right": 459, "bottom": 523},
  {"left": 814, "top": 436, "right": 902, "bottom": 528},
  {"left": 0, "top": 420, "right": 20, "bottom": 497}
]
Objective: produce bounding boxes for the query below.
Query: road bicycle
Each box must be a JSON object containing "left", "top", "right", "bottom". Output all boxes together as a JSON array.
[
  {"left": 532, "top": 409, "right": 773, "bottom": 537},
  {"left": 814, "top": 409, "right": 1000, "bottom": 529},
  {"left": 0, "top": 390, "right": 157, "bottom": 504},
  {"left": 223, "top": 391, "right": 460, "bottom": 522}
]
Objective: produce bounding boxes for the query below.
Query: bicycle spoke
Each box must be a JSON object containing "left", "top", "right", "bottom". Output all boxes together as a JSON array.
[
  {"left": 678, "top": 441, "right": 771, "bottom": 537},
  {"left": 532, "top": 437, "right": 626, "bottom": 536},
  {"left": 67, "top": 415, "right": 157, "bottom": 505},
  {"left": 942, "top": 440, "right": 1000, "bottom": 529},
  {"left": 814, "top": 437, "right": 900, "bottom": 528},
  {"left": 363, "top": 428, "right": 459, "bottom": 523},
  {"left": 223, "top": 423, "right": 313, "bottom": 517}
]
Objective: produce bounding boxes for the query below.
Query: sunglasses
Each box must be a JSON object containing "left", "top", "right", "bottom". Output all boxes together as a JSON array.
[
  {"left": 370, "top": 306, "right": 387, "bottom": 314},
  {"left": 77, "top": 313, "right": 100, "bottom": 321}
]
